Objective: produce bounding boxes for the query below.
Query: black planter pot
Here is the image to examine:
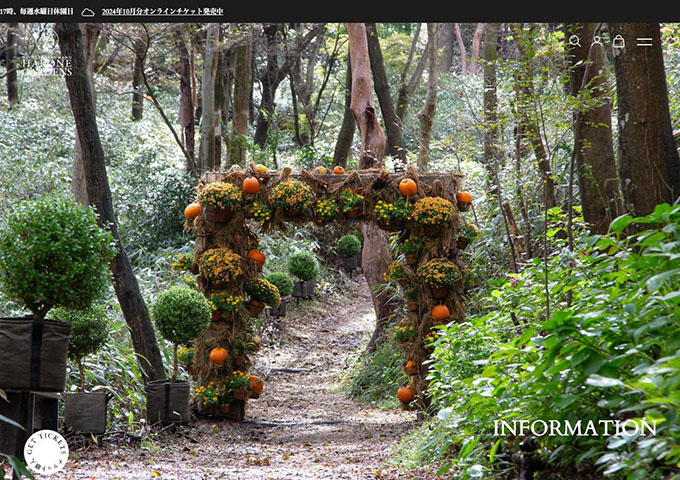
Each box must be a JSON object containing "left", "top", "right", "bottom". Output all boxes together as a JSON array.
[
  {"left": 342, "top": 255, "right": 358, "bottom": 271},
  {"left": 267, "top": 300, "right": 287, "bottom": 318},
  {"left": 64, "top": 392, "right": 109, "bottom": 434},
  {"left": 145, "top": 379, "right": 191, "bottom": 426},
  {"left": 0, "top": 390, "right": 59, "bottom": 457},
  {"left": 0, "top": 316, "right": 72, "bottom": 392},
  {"left": 292, "top": 280, "right": 315, "bottom": 299}
]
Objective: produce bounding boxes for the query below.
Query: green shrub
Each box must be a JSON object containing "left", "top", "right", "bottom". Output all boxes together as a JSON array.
[
  {"left": 123, "top": 171, "right": 195, "bottom": 251},
  {"left": 52, "top": 305, "right": 110, "bottom": 392},
  {"left": 265, "top": 271, "right": 294, "bottom": 297},
  {"left": 0, "top": 193, "right": 117, "bottom": 318},
  {"left": 245, "top": 278, "right": 281, "bottom": 307},
  {"left": 337, "top": 234, "right": 362, "bottom": 257},
  {"left": 420, "top": 203, "right": 680, "bottom": 479},
  {"left": 287, "top": 251, "right": 320, "bottom": 281},
  {"left": 152, "top": 286, "right": 211, "bottom": 380}
]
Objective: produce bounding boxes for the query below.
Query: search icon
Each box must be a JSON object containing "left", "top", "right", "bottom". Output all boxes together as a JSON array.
[{"left": 569, "top": 35, "right": 581, "bottom": 47}]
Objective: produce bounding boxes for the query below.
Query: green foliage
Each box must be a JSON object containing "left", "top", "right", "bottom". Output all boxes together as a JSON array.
[
  {"left": 265, "top": 271, "right": 294, "bottom": 297},
  {"left": 342, "top": 335, "right": 409, "bottom": 409},
  {"left": 0, "top": 193, "right": 117, "bottom": 318},
  {"left": 287, "top": 251, "right": 320, "bottom": 281},
  {"left": 410, "top": 203, "right": 680, "bottom": 479},
  {"left": 152, "top": 286, "right": 211, "bottom": 346},
  {"left": 296, "top": 144, "right": 333, "bottom": 169},
  {"left": 337, "top": 234, "right": 362, "bottom": 257},
  {"left": 52, "top": 305, "right": 110, "bottom": 363},
  {"left": 119, "top": 171, "right": 195, "bottom": 251}
]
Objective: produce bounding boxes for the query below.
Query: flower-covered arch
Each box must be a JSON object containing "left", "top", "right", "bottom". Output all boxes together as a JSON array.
[{"left": 183, "top": 163, "right": 472, "bottom": 420}]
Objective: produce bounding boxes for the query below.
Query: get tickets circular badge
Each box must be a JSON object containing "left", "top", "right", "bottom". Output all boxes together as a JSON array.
[{"left": 23, "top": 430, "right": 69, "bottom": 475}]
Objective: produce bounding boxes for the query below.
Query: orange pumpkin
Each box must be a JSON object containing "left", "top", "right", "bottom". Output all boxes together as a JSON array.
[
  {"left": 399, "top": 178, "right": 418, "bottom": 196},
  {"left": 209, "top": 347, "right": 228, "bottom": 366},
  {"left": 431, "top": 304, "right": 450, "bottom": 320},
  {"left": 457, "top": 191, "right": 473, "bottom": 204},
  {"left": 247, "top": 249, "right": 266, "bottom": 266},
  {"left": 397, "top": 385, "right": 416, "bottom": 404},
  {"left": 248, "top": 374, "right": 265, "bottom": 394},
  {"left": 243, "top": 176, "right": 260, "bottom": 194},
  {"left": 184, "top": 202, "right": 202, "bottom": 219},
  {"left": 333, "top": 165, "right": 345, "bottom": 175},
  {"left": 405, "top": 360, "right": 417, "bottom": 370}
]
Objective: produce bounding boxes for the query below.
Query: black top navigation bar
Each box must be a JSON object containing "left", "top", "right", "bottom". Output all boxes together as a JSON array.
[{"left": 0, "top": 1, "right": 677, "bottom": 23}]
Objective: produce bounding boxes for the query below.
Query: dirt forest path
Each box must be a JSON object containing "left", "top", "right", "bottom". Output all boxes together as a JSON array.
[{"left": 57, "top": 278, "right": 450, "bottom": 480}]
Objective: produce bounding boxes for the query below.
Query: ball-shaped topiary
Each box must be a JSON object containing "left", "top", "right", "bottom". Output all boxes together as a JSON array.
[
  {"left": 337, "top": 234, "right": 362, "bottom": 258},
  {"left": 152, "top": 286, "right": 211, "bottom": 381},
  {"left": 0, "top": 193, "right": 117, "bottom": 319},
  {"left": 265, "top": 271, "right": 294, "bottom": 297},
  {"left": 287, "top": 251, "right": 320, "bottom": 282},
  {"left": 52, "top": 305, "right": 110, "bottom": 392}
]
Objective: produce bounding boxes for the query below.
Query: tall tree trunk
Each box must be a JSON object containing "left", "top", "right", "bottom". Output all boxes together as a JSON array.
[
  {"left": 513, "top": 24, "right": 556, "bottom": 209},
  {"left": 468, "top": 23, "right": 485, "bottom": 74},
  {"left": 214, "top": 47, "right": 225, "bottom": 169},
  {"left": 253, "top": 24, "right": 325, "bottom": 148},
  {"left": 395, "top": 24, "right": 427, "bottom": 124},
  {"left": 175, "top": 30, "right": 196, "bottom": 174},
  {"left": 454, "top": 23, "right": 467, "bottom": 75},
  {"left": 417, "top": 23, "right": 440, "bottom": 171},
  {"left": 131, "top": 38, "right": 145, "bottom": 121},
  {"left": 332, "top": 59, "right": 354, "bottom": 167},
  {"left": 482, "top": 23, "right": 500, "bottom": 198},
  {"left": 198, "top": 23, "right": 219, "bottom": 172},
  {"left": 231, "top": 37, "right": 252, "bottom": 166},
  {"left": 290, "top": 73, "right": 303, "bottom": 145},
  {"left": 253, "top": 24, "right": 282, "bottom": 148},
  {"left": 72, "top": 23, "right": 100, "bottom": 206},
  {"left": 346, "top": 22, "right": 392, "bottom": 353},
  {"left": 366, "top": 23, "right": 406, "bottom": 162},
  {"left": 221, "top": 46, "right": 235, "bottom": 166},
  {"left": 292, "top": 27, "right": 326, "bottom": 144},
  {"left": 347, "top": 23, "right": 386, "bottom": 168},
  {"left": 515, "top": 123, "right": 532, "bottom": 259},
  {"left": 567, "top": 23, "right": 622, "bottom": 234},
  {"left": 610, "top": 23, "right": 680, "bottom": 217},
  {"left": 6, "top": 23, "right": 19, "bottom": 108},
  {"left": 56, "top": 22, "right": 165, "bottom": 383},
  {"left": 438, "top": 23, "right": 455, "bottom": 72}
]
